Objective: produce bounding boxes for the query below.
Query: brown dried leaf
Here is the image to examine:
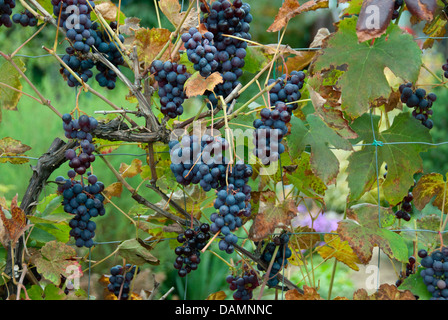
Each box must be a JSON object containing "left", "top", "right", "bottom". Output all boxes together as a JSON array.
[
  {"left": 96, "top": 1, "right": 119, "bottom": 21},
  {"left": 119, "top": 159, "right": 143, "bottom": 179},
  {"left": 248, "top": 192, "right": 298, "bottom": 241},
  {"left": 267, "top": 0, "right": 329, "bottom": 32},
  {"left": 0, "top": 137, "right": 32, "bottom": 164},
  {"left": 353, "top": 283, "right": 416, "bottom": 300},
  {"left": 184, "top": 71, "right": 223, "bottom": 98},
  {"left": 0, "top": 194, "right": 31, "bottom": 248},
  {"left": 103, "top": 182, "right": 123, "bottom": 199},
  {"left": 285, "top": 286, "right": 323, "bottom": 300},
  {"left": 356, "top": 0, "right": 394, "bottom": 43},
  {"left": 159, "top": 0, "right": 198, "bottom": 34},
  {"left": 405, "top": 0, "right": 436, "bottom": 21},
  {"left": 119, "top": 17, "right": 141, "bottom": 36},
  {"left": 133, "top": 28, "right": 174, "bottom": 68}
]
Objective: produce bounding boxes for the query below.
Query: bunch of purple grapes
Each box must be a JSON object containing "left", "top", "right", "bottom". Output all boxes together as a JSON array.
[
  {"left": 51, "top": 0, "right": 96, "bottom": 53},
  {"left": 58, "top": 113, "right": 106, "bottom": 248},
  {"left": 60, "top": 46, "right": 95, "bottom": 87},
  {"left": 150, "top": 59, "right": 190, "bottom": 119},
  {"left": 93, "top": 22, "right": 125, "bottom": 90},
  {"left": 226, "top": 267, "right": 260, "bottom": 300},
  {"left": 57, "top": 173, "right": 105, "bottom": 248},
  {"left": 62, "top": 113, "right": 97, "bottom": 175},
  {"left": 419, "top": 247, "right": 448, "bottom": 300},
  {"left": 394, "top": 191, "right": 413, "bottom": 221},
  {"left": 108, "top": 264, "right": 139, "bottom": 300},
  {"left": 399, "top": 83, "right": 436, "bottom": 130},
  {"left": 169, "top": 134, "right": 231, "bottom": 190},
  {"left": 181, "top": 27, "right": 219, "bottom": 78},
  {"left": 256, "top": 233, "right": 292, "bottom": 288},
  {"left": 268, "top": 70, "right": 306, "bottom": 113},
  {"left": 200, "top": 0, "right": 252, "bottom": 107},
  {"left": 12, "top": 9, "right": 37, "bottom": 27},
  {"left": 174, "top": 223, "right": 211, "bottom": 277},
  {"left": 0, "top": 0, "right": 15, "bottom": 27},
  {"left": 210, "top": 184, "right": 245, "bottom": 254}
]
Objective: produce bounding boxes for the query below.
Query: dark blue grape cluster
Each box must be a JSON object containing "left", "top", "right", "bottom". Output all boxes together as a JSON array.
[
  {"left": 108, "top": 264, "right": 139, "bottom": 300},
  {"left": 60, "top": 46, "right": 95, "bottom": 87},
  {"left": 59, "top": 113, "right": 105, "bottom": 248},
  {"left": 253, "top": 102, "right": 289, "bottom": 165},
  {"left": 0, "top": 0, "right": 15, "bottom": 27},
  {"left": 268, "top": 70, "right": 306, "bottom": 113},
  {"left": 169, "top": 134, "right": 230, "bottom": 189},
  {"left": 257, "top": 233, "right": 292, "bottom": 287},
  {"left": 151, "top": 60, "right": 190, "bottom": 118},
  {"left": 92, "top": 22, "right": 125, "bottom": 90},
  {"left": 174, "top": 223, "right": 210, "bottom": 277},
  {"left": 226, "top": 266, "right": 260, "bottom": 300},
  {"left": 210, "top": 185, "right": 245, "bottom": 254},
  {"left": 181, "top": 27, "right": 218, "bottom": 78},
  {"left": 57, "top": 173, "right": 105, "bottom": 248},
  {"left": 52, "top": 0, "right": 96, "bottom": 54},
  {"left": 62, "top": 113, "right": 98, "bottom": 175},
  {"left": 12, "top": 9, "right": 37, "bottom": 27},
  {"left": 399, "top": 83, "right": 436, "bottom": 130},
  {"left": 200, "top": 0, "right": 252, "bottom": 107},
  {"left": 253, "top": 71, "right": 306, "bottom": 164},
  {"left": 419, "top": 247, "right": 448, "bottom": 300}
]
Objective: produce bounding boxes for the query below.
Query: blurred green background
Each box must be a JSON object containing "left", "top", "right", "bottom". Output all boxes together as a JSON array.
[{"left": 0, "top": 0, "right": 448, "bottom": 300}]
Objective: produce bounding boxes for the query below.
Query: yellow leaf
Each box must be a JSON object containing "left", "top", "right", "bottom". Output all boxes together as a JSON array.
[
  {"left": 103, "top": 182, "right": 123, "bottom": 199},
  {"left": 184, "top": 71, "right": 223, "bottom": 98},
  {"left": 119, "top": 159, "right": 143, "bottom": 178},
  {"left": 206, "top": 291, "right": 227, "bottom": 300},
  {"left": 317, "top": 233, "right": 361, "bottom": 271}
]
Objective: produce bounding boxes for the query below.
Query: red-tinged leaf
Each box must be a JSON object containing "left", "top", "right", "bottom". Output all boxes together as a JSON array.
[
  {"left": 404, "top": 0, "right": 437, "bottom": 21},
  {"left": 184, "top": 71, "right": 223, "bottom": 98},
  {"left": 35, "top": 241, "right": 82, "bottom": 285},
  {"left": 353, "top": 283, "right": 416, "bottom": 300},
  {"left": 0, "top": 194, "right": 31, "bottom": 248},
  {"left": 248, "top": 191, "right": 298, "bottom": 241},
  {"left": 267, "top": 0, "right": 329, "bottom": 32},
  {"left": 356, "top": 0, "right": 394, "bottom": 43},
  {"left": 337, "top": 204, "right": 408, "bottom": 264},
  {"left": 133, "top": 28, "right": 175, "bottom": 68},
  {"left": 285, "top": 286, "right": 323, "bottom": 300}
]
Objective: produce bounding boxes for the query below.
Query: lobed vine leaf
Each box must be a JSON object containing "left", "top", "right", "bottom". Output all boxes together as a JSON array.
[
  {"left": 287, "top": 114, "right": 352, "bottom": 185},
  {"left": 412, "top": 173, "right": 448, "bottom": 214},
  {"left": 312, "top": 17, "right": 422, "bottom": 119},
  {"left": 346, "top": 112, "right": 432, "bottom": 206},
  {"left": 337, "top": 203, "right": 408, "bottom": 264}
]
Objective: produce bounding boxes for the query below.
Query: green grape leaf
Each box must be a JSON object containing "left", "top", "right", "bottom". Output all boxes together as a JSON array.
[
  {"left": 337, "top": 203, "right": 408, "bottom": 264},
  {"left": 346, "top": 112, "right": 432, "bottom": 206},
  {"left": 34, "top": 241, "right": 82, "bottom": 285},
  {"left": 286, "top": 152, "right": 327, "bottom": 197},
  {"left": 400, "top": 214, "right": 448, "bottom": 249},
  {"left": 117, "top": 238, "right": 160, "bottom": 266},
  {"left": 312, "top": 17, "right": 422, "bottom": 119},
  {"left": 287, "top": 114, "right": 352, "bottom": 185},
  {"left": 412, "top": 173, "right": 448, "bottom": 214}
]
